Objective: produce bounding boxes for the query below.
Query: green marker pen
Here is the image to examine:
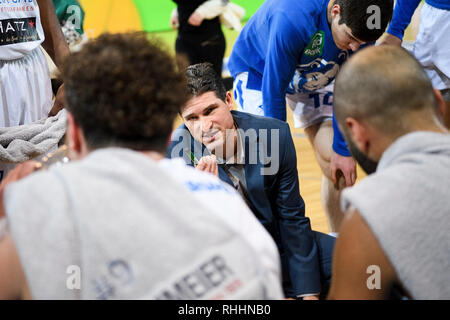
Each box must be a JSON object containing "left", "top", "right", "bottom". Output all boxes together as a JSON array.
[{"left": 185, "top": 148, "right": 199, "bottom": 167}]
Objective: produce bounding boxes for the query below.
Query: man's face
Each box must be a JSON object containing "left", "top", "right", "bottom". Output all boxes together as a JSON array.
[
  {"left": 330, "top": 11, "right": 364, "bottom": 51},
  {"left": 182, "top": 91, "right": 235, "bottom": 154}
]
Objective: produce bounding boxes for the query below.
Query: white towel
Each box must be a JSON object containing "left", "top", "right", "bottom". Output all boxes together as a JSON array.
[
  {"left": 220, "top": 2, "right": 246, "bottom": 32},
  {"left": 195, "top": 0, "right": 245, "bottom": 32},
  {"left": 0, "top": 110, "right": 67, "bottom": 163}
]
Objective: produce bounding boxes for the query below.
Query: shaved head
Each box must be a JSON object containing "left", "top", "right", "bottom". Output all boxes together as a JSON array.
[{"left": 334, "top": 45, "right": 439, "bottom": 139}]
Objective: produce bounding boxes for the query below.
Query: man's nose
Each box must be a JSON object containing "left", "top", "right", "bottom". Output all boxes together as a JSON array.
[{"left": 200, "top": 116, "right": 212, "bottom": 132}]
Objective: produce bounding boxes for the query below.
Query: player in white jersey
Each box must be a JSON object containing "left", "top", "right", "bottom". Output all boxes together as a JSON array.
[
  {"left": 0, "top": 0, "right": 70, "bottom": 180},
  {"left": 0, "top": 0, "right": 69, "bottom": 126},
  {"left": 381, "top": 0, "right": 450, "bottom": 91},
  {"left": 0, "top": 33, "right": 283, "bottom": 300}
]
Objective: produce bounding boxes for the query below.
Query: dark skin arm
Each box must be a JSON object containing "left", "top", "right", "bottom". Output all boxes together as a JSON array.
[
  {"left": 379, "top": 33, "right": 402, "bottom": 46},
  {"left": 37, "top": 0, "right": 70, "bottom": 117},
  {"left": 0, "top": 162, "right": 38, "bottom": 300},
  {"left": 0, "top": 234, "right": 30, "bottom": 300},
  {"left": 327, "top": 208, "right": 406, "bottom": 299},
  {"left": 38, "top": 0, "right": 70, "bottom": 68}
]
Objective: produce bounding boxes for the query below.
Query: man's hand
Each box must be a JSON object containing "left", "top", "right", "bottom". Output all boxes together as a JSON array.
[
  {"left": 379, "top": 34, "right": 402, "bottom": 46},
  {"left": 188, "top": 12, "right": 204, "bottom": 26},
  {"left": 48, "top": 83, "right": 66, "bottom": 117},
  {"left": 285, "top": 295, "right": 319, "bottom": 300},
  {"left": 330, "top": 151, "right": 357, "bottom": 188},
  {"left": 0, "top": 161, "right": 40, "bottom": 219},
  {"left": 302, "top": 295, "right": 319, "bottom": 300},
  {"left": 196, "top": 155, "right": 219, "bottom": 177},
  {"left": 170, "top": 12, "right": 179, "bottom": 29}
]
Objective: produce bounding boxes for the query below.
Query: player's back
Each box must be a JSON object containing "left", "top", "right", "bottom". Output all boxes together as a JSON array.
[
  {"left": 4, "top": 148, "right": 284, "bottom": 299},
  {"left": 341, "top": 132, "right": 450, "bottom": 299}
]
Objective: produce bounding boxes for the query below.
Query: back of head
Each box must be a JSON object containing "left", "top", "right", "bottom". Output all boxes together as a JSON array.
[
  {"left": 334, "top": 45, "right": 438, "bottom": 138},
  {"left": 61, "top": 32, "right": 188, "bottom": 152},
  {"left": 185, "top": 62, "right": 227, "bottom": 102},
  {"left": 335, "top": 0, "right": 394, "bottom": 42}
]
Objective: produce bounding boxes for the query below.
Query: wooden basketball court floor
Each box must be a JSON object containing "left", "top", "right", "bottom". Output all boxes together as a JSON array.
[{"left": 288, "top": 110, "right": 364, "bottom": 234}]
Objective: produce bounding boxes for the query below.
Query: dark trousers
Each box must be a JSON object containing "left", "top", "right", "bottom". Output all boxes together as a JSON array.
[
  {"left": 176, "top": 31, "right": 226, "bottom": 77},
  {"left": 283, "top": 231, "right": 335, "bottom": 299},
  {"left": 314, "top": 231, "right": 335, "bottom": 299}
]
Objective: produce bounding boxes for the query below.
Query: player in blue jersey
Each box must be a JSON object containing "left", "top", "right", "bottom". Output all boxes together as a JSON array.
[
  {"left": 228, "top": 0, "right": 394, "bottom": 233},
  {"left": 381, "top": 0, "right": 449, "bottom": 92}
]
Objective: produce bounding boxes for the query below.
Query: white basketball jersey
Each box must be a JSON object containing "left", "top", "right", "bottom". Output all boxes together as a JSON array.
[{"left": 0, "top": 0, "right": 45, "bottom": 60}]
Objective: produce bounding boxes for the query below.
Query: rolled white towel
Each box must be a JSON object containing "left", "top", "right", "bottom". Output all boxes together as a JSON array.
[{"left": 0, "top": 109, "right": 67, "bottom": 164}]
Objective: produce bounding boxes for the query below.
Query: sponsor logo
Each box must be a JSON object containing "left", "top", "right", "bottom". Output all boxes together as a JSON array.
[
  {"left": 154, "top": 255, "right": 237, "bottom": 300},
  {"left": 0, "top": 0, "right": 34, "bottom": 4},
  {"left": 0, "top": 3, "right": 35, "bottom": 13},
  {"left": 0, "top": 17, "right": 39, "bottom": 46},
  {"left": 304, "top": 31, "right": 325, "bottom": 57}
]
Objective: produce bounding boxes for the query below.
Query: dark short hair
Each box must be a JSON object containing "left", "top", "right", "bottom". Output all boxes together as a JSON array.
[
  {"left": 185, "top": 63, "right": 227, "bottom": 103},
  {"left": 334, "top": 45, "right": 438, "bottom": 138},
  {"left": 335, "top": 0, "right": 394, "bottom": 42},
  {"left": 61, "top": 32, "right": 188, "bottom": 152}
]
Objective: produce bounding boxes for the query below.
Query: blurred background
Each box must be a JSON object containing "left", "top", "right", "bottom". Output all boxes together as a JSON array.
[{"left": 77, "top": 0, "right": 265, "bottom": 58}]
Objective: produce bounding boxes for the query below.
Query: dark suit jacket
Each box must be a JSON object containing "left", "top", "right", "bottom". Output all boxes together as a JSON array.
[{"left": 167, "top": 111, "right": 321, "bottom": 297}]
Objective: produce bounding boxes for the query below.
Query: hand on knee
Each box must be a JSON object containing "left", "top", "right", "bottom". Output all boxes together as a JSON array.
[{"left": 330, "top": 151, "right": 357, "bottom": 187}]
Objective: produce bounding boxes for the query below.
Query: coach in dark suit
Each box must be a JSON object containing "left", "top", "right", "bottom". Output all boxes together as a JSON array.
[{"left": 167, "top": 63, "right": 335, "bottom": 299}]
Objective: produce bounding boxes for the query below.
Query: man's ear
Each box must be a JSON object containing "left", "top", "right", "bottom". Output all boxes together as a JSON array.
[
  {"left": 226, "top": 91, "right": 234, "bottom": 111},
  {"left": 331, "top": 3, "right": 341, "bottom": 19},
  {"left": 66, "top": 112, "right": 83, "bottom": 155},
  {"left": 345, "top": 117, "right": 369, "bottom": 152},
  {"left": 434, "top": 89, "right": 446, "bottom": 119},
  {"left": 445, "top": 100, "right": 450, "bottom": 129},
  {"left": 434, "top": 89, "right": 449, "bottom": 128}
]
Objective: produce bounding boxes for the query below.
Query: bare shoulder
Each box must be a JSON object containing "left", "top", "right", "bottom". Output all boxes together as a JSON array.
[
  {"left": 328, "top": 208, "right": 402, "bottom": 299},
  {"left": 0, "top": 233, "right": 28, "bottom": 300}
]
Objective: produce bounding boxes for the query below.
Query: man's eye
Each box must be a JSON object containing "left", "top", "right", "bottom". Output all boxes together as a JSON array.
[{"left": 205, "top": 107, "right": 215, "bottom": 115}]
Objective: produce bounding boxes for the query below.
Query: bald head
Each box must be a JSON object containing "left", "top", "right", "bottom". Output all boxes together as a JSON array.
[{"left": 334, "top": 45, "right": 439, "bottom": 138}]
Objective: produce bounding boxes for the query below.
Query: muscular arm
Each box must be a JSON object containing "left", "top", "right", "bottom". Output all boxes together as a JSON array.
[
  {"left": 0, "top": 233, "right": 28, "bottom": 300},
  {"left": 0, "top": 162, "right": 39, "bottom": 299},
  {"left": 386, "top": 0, "right": 422, "bottom": 41},
  {"left": 328, "top": 208, "right": 401, "bottom": 299},
  {"left": 262, "top": 14, "right": 308, "bottom": 121},
  {"left": 38, "top": 0, "right": 70, "bottom": 69},
  {"left": 331, "top": 113, "right": 351, "bottom": 157},
  {"left": 331, "top": 43, "right": 374, "bottom": 158},
  {"left": 330, "top": 43, "right": 378, "bottom": 185},
  {"left": 38, "top": 0, "right": 71, "bottom": 116},
  {"left": 330, "top": 114, "right": 356, "bottom": 186}
]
